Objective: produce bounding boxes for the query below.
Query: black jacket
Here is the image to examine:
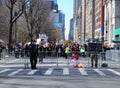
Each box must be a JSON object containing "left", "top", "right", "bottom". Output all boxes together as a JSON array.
[{"left": 29, "top": 44, "right": 38, "bottom": 57}]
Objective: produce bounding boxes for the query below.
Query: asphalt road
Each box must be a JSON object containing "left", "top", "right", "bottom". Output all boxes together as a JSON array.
[
  {"left": 0, "top": 56, "right": 120, "bottom": 88},
  {"left": 0, "top": 73, "right": 120, "bottom": 88}
]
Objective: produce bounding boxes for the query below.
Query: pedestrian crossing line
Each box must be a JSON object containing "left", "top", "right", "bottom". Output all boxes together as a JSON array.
[
  {"left": 0, "top": 69, "right": 10, "bottom": 74},
  {"left": 63, "top": 68, "right": 69, "bottom": 75},
  {"left": 8, "top": 69, "right": 23, "bottom": 76},
  {"left": 1, "top": 68, "right": 120, "bottom": 77},
  {"left": 44, "top": 68, "right": 54, "bottom": 75},
  {"left": 27, "top": 70, "right": 38, "bottom": 75},
  {"left": 93, "top": 69, "right": 106, "bottom": 76},
  {"left": 107, "top": 69, "right": 120, "bottom": 76},
  {"left": 78, "top": 68, "right": 88, "bottom": 76}
]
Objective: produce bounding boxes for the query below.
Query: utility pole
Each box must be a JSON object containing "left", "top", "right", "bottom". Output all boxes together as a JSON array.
[
  {"left": 101, "top": 0, "right": 104, "bottom": 46},
  {"left": 92, "top": 0, "right": 95, "bottom": 41}
]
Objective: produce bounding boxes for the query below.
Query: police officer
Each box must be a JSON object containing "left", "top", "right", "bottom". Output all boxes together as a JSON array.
[
  {"left": 29, "top": 40, "right": 38, "bottom": 70},
  {"left": 91, "top": 54, "right": 98, "bottom": 68}
]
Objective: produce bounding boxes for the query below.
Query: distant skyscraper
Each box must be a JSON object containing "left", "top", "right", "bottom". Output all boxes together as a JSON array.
[
  {"left": 49, "top": 0, "right": 65, "bottom": 40},
  {"left": 69, "top": 18, "right": 74, "bottom": 41},
  {"left": 54, "top": 0, "right": 57, "bottom": 4},
  {"left": 48, "top": 0, "right": 58, "bottom": 12}
]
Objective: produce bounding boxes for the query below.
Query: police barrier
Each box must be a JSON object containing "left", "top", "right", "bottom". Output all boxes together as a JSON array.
[{"left": 0, "top": 49, "right": 120, "bottom": 68}]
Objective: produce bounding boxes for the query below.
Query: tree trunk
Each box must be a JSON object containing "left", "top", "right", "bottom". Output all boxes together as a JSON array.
[{"left": 8, "top": 5, "right": 13, "bottom": 46}]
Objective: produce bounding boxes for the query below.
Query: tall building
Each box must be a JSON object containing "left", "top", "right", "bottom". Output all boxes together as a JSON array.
[
  {"left": 53, "top": 11, "right": 65, "bottom": 40},
  {"left": 94, "top": 0, "right": 104, "bottom": 41},
  {"left": 73, "top": 0, "right": 120, "bottom": 48},
  {"left": 81, "top": 0, "right": 86, "bottom": 43},
  {"left": 85, "top": 0, "right": 92, "bottom": 41},
  {"left": 104, "top": 0, "right": 120, "bottom": 48},
  {"left": 49, "top": 0, "right": 65, "bottom": 41},
  {"left": 69, "top": 18, "right": 74, "bottom": 41},
  {"left": 49, "top": 0, "right": 58, "bottom": 12},
  {"left": 73, "top": 0, "right": 81, "bottom": 43}
]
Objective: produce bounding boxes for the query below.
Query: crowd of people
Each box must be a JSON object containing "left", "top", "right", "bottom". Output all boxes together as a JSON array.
[
  {"left": 0, "top": 40, "right": 87, "bottom": 69},
  {"left": 0, "top": 40, "right": 112, "bottom": 69}
]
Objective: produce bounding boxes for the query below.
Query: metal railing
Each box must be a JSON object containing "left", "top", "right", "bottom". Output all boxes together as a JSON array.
[{"left": 0, "top": 49, "right": 120, "bottom": 68}]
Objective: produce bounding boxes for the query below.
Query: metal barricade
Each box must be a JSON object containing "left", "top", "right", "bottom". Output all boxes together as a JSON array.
[{"left": 1, "top": 49, "right": 119, "bottom": 68}]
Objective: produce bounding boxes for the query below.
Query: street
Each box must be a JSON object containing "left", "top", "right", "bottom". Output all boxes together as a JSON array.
[
  {"left": 0, "top": 75, "right": 120, "bottom": 88},
  {"left": 1, "top": 0, "right": 120, "bottom": 87},
  {"left": 0, "top": 56, "right": 120, "bottom": 88}
]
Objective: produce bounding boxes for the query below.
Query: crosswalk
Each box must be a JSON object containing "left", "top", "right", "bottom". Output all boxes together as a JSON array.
[{"left": 0, "top": 68, "right": 120, "bottom": 77}]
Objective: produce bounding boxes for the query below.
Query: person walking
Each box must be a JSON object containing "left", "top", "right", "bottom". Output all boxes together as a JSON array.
[
  {"left": 80, "top": 46, "right": 85, "bottom": 57},
  {"left": 65, "top": 45, "right": 71, "bottom": 59},
  {"left": 29, "top": 40, "right": 38, "bottom": 70}
]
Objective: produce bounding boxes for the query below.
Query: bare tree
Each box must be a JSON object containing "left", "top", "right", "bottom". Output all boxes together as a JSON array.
[
  {"left": 0, "top": 0, "right": 9, "bottom": 43},
  {"left": 4, "top": 0, "right": 27, "bottom": 46},
  {"left": 23, "top": 0, "right": 54, "bottom": 42}
]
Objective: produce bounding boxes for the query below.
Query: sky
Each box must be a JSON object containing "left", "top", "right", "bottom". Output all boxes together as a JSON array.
[{"left": 57, "top": 0, "right": 73, "bottom": 40}]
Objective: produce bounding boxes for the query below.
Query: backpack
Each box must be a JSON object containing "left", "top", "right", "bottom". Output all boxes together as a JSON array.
[{"left": 101, "top": 63, "right": 108, "bottom": 67}]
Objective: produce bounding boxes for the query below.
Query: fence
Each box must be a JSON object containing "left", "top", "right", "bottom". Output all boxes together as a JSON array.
[
  {"left": 106, "top": 49, "right": 120, "bottom": 61},
  {"left": 0, "top": 49, "right": 120, "bottom": 68}
]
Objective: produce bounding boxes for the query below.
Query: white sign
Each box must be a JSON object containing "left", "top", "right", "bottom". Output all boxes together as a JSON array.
[
  {"left": 39, "top": 34, "right": 48, "bottom": 42},
  {"left": 38, "top": 34, "right": 48, "bottom": 47}
]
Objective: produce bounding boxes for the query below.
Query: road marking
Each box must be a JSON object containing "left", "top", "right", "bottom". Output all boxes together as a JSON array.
[
  {"left": 78, "top": 68, "right": 88, "bottom": 75},
  {"left": 93, "top": 69, "right": 106, "bottom": 76},
  {"left": 0, "top": 59, "right": 20, "bottom": 67},
  {"left": 63, "top": 68, "right": 69, "bottom": 75},
  {"left": 0, "top": 69, "right": 10, "bottom": 74},
  {"left": 8, "top": 69, "right": 23, "bottom": 76},
  {"left": 44, "top": 68, "right": 53, "bottom": 75},
  {"left": 27, "top": 70, "right": 38, "bottom": 75},
  {"left": 0, "top": 64, "right": 24, "bottom": 68},
  {"left": 108, "top": 69, "right": 120, "bottom": 76}
]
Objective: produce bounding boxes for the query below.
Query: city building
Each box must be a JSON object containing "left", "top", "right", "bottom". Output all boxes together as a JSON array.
[
  {"left": 104, "top": 0, "right": 120, "bottom": 48},
  {"left": 69, "top": 18, "right": 74, "bottom": 41},
  {"left": 73, "top": 0, "right": 81, "bottom": 43},
  {"left": 94, "top": 0, "right": 104, "bottom": 41},
  {"left": 53, "top": 10, "right": 65, "bottom": 41},
  {"left": 85, "top": 0, "right": 92, "bottom": 42},
  {"left": 81, "top": 0, "right": 86, "bottom": 43},
  {"left": 49, "top": 0, "right": 65, "bottom": 42}
]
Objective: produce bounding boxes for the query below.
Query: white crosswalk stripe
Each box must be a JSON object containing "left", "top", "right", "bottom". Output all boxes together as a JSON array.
[
  {"left": 44, "top": 68, "right": 53, "bottom": 75},
  {"left": 0, "top": 69, "right": 10, "bottom": 74},
  {"left": 63, "top": 68, "right": 69, "bottom": 75},
  {"left": 8, "top": 69, "right": 23, "bottom": 76},
  {"left": 0, "top": 68, "right": 120, "bottom": 76},
  {"left": 78, "top": 68, "right": 88, "bottom": 75},
  {"left": 27, "top": 70, "right": 38, "bottom": 75},
  {"left": 107, "top": 69, "right": 120, "bottom": 76},
  {"left": 93, "top": 69, "right": 106, "bottom": 76}
]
